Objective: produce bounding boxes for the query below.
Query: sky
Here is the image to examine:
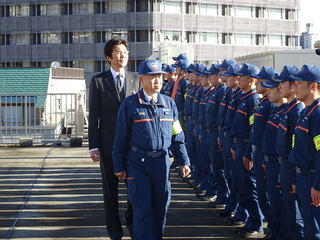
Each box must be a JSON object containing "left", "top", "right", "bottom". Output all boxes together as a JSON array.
[{"left": 299, "top": 0, "right": 320, "bottom": 33}]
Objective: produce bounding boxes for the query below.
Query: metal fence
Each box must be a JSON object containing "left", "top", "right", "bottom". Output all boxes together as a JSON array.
[{"left": 0, "top": 92, "right": 86, "bottom": 144}]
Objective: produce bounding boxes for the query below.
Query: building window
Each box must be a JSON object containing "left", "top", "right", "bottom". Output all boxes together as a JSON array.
[
  {"left": 269, "top": 35, "right": 282, "bottom": 46},
  {"left": 41, "top": 33, "right": 61, "bottom": 44},
  {"left": 236, "top": 6, "right": 252, "bottom": 18},
  {"left": 40, "top": 4, "right": 61, "bottom": 16},
  {"left": 186, "top": 2, "right": 196, "bottom": 14},
  {"left": 73, "top": 61, "right": 94, "bottom": 72},
  {"left": 236, "top": 34, "right": 252, "bottom": 45},
  {"left": 105, "top": 30, "right": 127, "bottom": 41},
  {"left": 186, "top": 31, "right": 197, "bottom": 43},
  {"left": 73, "top": 32, "right": 93, "bottom": 43},
  {"left": 255, "top": 7, "right": 265, "bottom": 18},
  {"left": 222, "top": 33, "right": 232, "bottom": 44},
  {"left": 199, "top": 4, "right": 218, "bottom": 15},
  {"left": 164, "top": 31, "right": 182, "bottom": 41},
  {"left": 9, "top": 34, "right": 30, "bottom": 45},
  {"left": 285, "top": 9, "right": 297, "bottom": 20},
  {"left": 222, "top": 5, "right": 231, "bottom": 16},
  {"left": 9, "top": 5, "right": 29, "bottom": 16},
  {"left": 256, "top": 34, "right": 266, "bottom": 45},
  {"left": 73, "top": 3, "right": 93, "bottom": 14},
  {"left": 269, "top": 8, "right": 282, "bottom": 20},
  {"left": 106, "top": 2, "right": 127, "bottom": 13},
  {"left": 201, "top": 32, "right": 218, "bottom": 43},
  {"left": 165, "top": 2, "right": 182, "bottom": 14}
]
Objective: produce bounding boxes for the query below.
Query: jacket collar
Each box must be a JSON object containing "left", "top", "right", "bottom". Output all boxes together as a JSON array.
[{"left": 138, "top": 89, "right": 166, "bottom": 107}]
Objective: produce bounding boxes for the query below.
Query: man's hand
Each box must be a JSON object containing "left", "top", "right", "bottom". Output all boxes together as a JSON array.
[
  {"left": 180, "top": 165, "right": 191, "bottom": 178},
  {"left": 115, "top": 171, "right": 127, "bottom": 180},
  {"left": 243, "top": 156, "right": 253, "bottom": 170},
  {"left": 231, "top": 148, "right": 236, "bottom": 161},
  {"left": 90, "top": 150, "right": 101, "bottom": 162},
  {"left": 311, "top": 187, "right": 320, "bottom": 207}
]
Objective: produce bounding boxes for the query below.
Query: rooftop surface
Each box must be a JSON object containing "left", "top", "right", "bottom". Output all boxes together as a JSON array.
[{"left": 0, "top": 144, "right": 264, "bottom": 240}]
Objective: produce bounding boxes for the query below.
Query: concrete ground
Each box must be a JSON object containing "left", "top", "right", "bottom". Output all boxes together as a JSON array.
[{"left": 0, "top": 143, "right": 264, "bottom": 240}]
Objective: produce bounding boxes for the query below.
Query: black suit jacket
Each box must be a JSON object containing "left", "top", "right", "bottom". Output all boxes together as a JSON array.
[{"left": 89, "top": 69, "right": 140, "bottom": 157}]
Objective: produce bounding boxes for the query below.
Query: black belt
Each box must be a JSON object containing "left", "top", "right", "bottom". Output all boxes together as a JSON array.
[
  {"left": 131, "top": 146, "right": 164, "bottom": 158},
  {"left": 295, "top": 166, "right": 316, "bottom": 174},
  {"left": 277, "top": 157, "right": 287, "bottom": 164},
  {"left": 233, "top": 137, "right": 248, "bottom": 144},
  {"left": 264, "top": 155, "right": 279, "bottom": 163},
  {"left": 207, "top": 127, "right": 219, "bottom": 133}
]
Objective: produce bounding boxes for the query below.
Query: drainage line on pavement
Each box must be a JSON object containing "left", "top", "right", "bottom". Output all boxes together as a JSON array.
[{"left": 5, "top": 148, "right": 53, "bottom": 240}]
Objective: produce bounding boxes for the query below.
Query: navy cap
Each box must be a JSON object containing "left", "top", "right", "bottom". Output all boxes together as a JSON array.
[
  {"left": 205, "top": 63, "right": 221, "bottom": 75},
  {"left": 172, "top": 59, "right": 189, "bottom": 70},
  {"left": 162, "top": 63, "right": 168, "bottom": 70},
  {"left": 185, "top": 63, "right": 195, "bottom": 73},
  {"left": 235, "top": 63, "right": 260, "bottom": 76},
  {"left": 138, "top": 60, "right": 166, "bottom": 75},
  {"left": 260, "top": 81, "right": 279, "bottom": 88},
  {"left": 189, "top": 63, "right": 206, "bottom": 73},
  {"left": 163, "top": 64, "right": 176, "bottom": 73},
  {"left": 221, "top": 63, "right": 242, "bottom": 76},
  {"left": 217, "top": 59, "right": 237, "bottom": 70},
  {"left": 196, "top": 67, "right": 209, "bottom": 76},
  {"left": 288, "top": 65, "right": 320, "bottom": 83},
  {"left": 250, "top": 66, "right": 277, "bottom": 81},
  {"left": 272, "top": 66, "right": 299, "bottom": 83},
  {"left": 172, "top": 53, "right": 189, "bottom": 62}
]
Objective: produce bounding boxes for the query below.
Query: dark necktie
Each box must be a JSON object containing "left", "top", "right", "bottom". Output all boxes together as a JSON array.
[
  {"left": 150, "top": 98, "right": 156, "bottom": 107},
  {"left": 150, "top": 98, "right": 157, "bottom": 116},
  {"left": 117, "top": 74, "right": 124, "bottom": 93},
  {"left": 117, "top": 74, "right": 125, "bottom": 100}
]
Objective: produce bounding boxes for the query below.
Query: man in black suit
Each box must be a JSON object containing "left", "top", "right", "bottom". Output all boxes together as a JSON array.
[{"left": 89, "top": 38, "right": 139, "bottom": 240}]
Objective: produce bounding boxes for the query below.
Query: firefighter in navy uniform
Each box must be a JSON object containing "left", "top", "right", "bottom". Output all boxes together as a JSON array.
[
  {"left": 274, "top": 66, "right": 304, "bottom": 240},
  {"left": 289, "top": 65, "right": 320, "bottom": 240},
  {"left": 246, "top": 66, "right": 277, "bottom": 239},
  {"left": 260, "top": 80, "right": 286, "bottom": 240},
  {"left": 230, "top": 63, "right": 264, "bottom": 238},
  {"left": 112, "top": 60, "right": 191, "bottom": 240}
]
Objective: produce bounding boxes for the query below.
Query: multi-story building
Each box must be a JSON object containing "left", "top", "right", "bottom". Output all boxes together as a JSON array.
[
  {"left": 300, "top": 23, "right": 320, "bottom": 49},
  {"left": 0, "top": 0, "right": 301, "bottom": 86}
]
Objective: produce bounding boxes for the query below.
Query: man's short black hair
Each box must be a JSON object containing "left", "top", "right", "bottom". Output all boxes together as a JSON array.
[{"left": 104, "top": 38, "right": 128, "bottom": 61}]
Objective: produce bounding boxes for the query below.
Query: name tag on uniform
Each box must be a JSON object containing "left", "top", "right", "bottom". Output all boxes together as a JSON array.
[
  {"left": 139, "top": 112, "right": 145, "bottom": 116},
  {"left": 163, "top": 109, "right": 170, "bottom": 115}
]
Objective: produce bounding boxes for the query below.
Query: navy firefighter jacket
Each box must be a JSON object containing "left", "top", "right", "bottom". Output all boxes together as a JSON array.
[
  {"left": 224, "top": 88, "right": 243, "bottom": 134},
  {"left": 198, "top": 86, "right": 215, "bottom": 128},
  {"left": 174, "top": 77, "right": 189, "bottom": 113},
  {"left": 276, "top": 99, "right": 304, "bottom": 159},
  {"left": 112, "top": 90, "right": 190, "bottom": 173},
  {"left": 252, "top": 95, "right": 275, "bottom": 146},
  {"left": 231, "top": 88, "right": 259, "bottom": 139},
  {"left": 184, "top": 84, "right": 197, "bottom": 119},
  {"left": 191, "top": 85, "right": 205, "bottom": 123},
  {"left": 262, "top": 104, "right": 285, "bottom": 156},
  {"left": 205, "top": 83, "right": 227, "bottom": 130},
  {"left": 217, "top": 87, "right": 232, "bottom": 127},
  {"left": 289, "top": 98, "right": 320, "bottom": 191}
]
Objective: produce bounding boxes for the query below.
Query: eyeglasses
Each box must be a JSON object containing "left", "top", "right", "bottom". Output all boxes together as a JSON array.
[{"left": 113, "top": 51, "right": 129, "bottom": 56}]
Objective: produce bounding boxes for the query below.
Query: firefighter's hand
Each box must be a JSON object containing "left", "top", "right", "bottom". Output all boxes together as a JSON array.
[
  {"left": 180, "top": 165, "right": 191, "bottom": 178},
  {"left": 115, "top": 171, "right": 127, "bottom": 180}
]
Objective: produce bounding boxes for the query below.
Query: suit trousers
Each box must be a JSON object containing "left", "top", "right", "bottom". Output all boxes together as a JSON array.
[{"left": 100, "top": 157, "right": 133, "bottom": 239}]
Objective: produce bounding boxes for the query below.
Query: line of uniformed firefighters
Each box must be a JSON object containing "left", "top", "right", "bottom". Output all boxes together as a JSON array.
[{"left": 162, "top": 54, "right": 320, "bottom": 240}]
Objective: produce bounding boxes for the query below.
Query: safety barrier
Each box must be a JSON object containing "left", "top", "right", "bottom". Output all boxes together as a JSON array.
[{"left": 0, "top": 92, "right": 87, "bottom": 146}]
